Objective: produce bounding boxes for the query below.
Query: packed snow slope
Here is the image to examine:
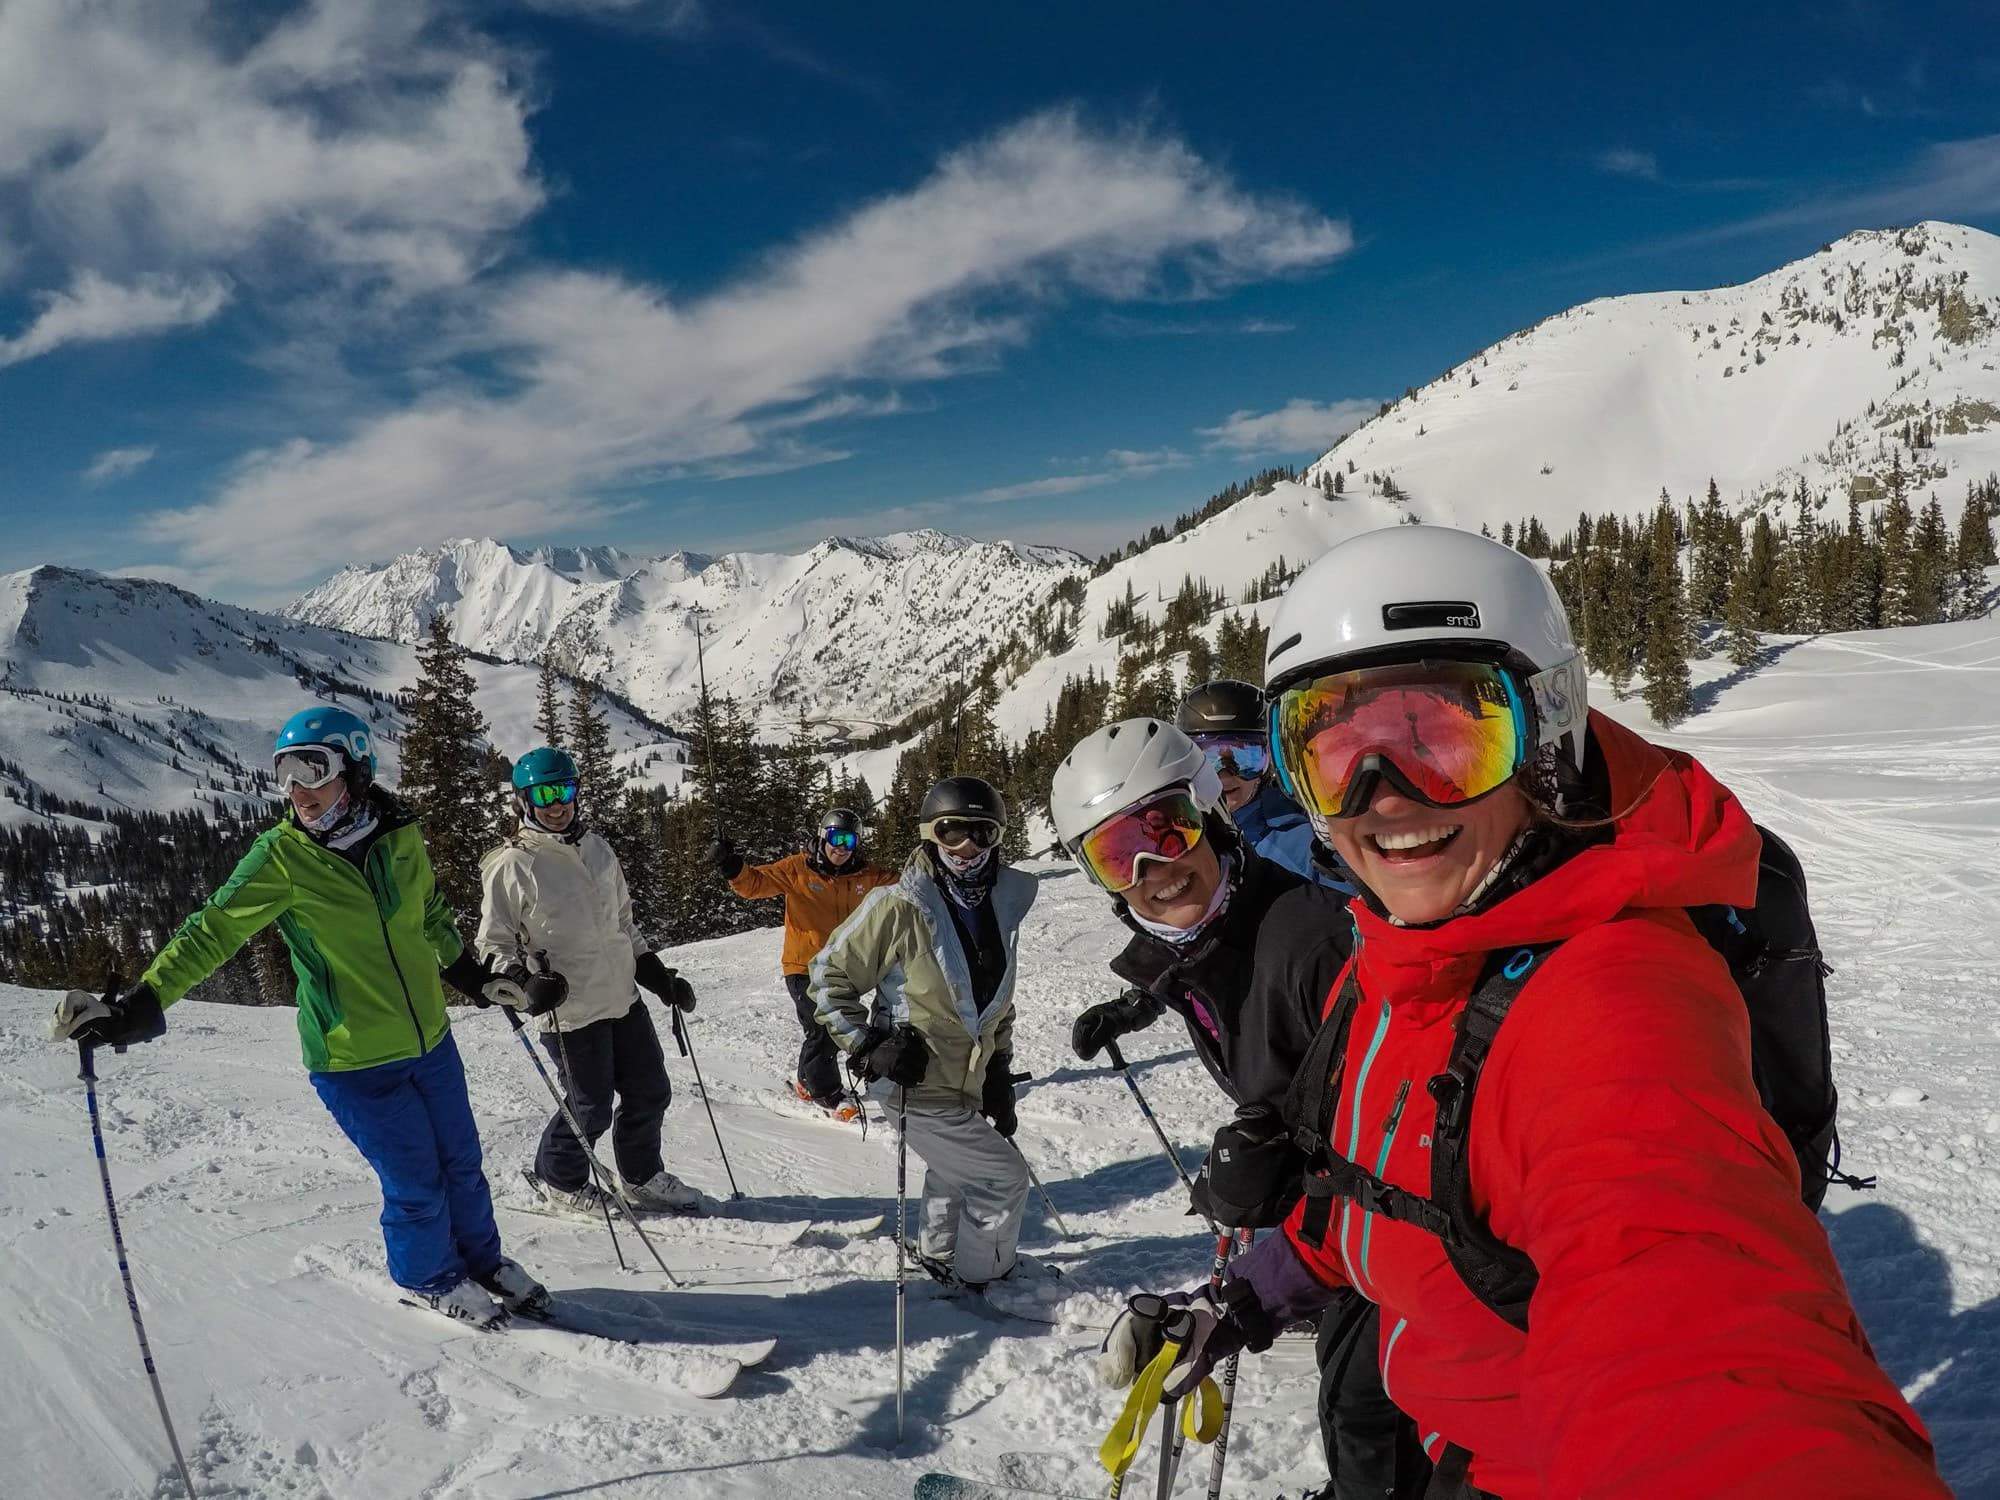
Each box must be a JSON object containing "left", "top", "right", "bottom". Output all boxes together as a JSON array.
[
  {"left": 1309, "top": 222, "right": 2000, "bottom": 531},
  {"left": 0, "top": 565, "right": 683, "bottom": 826},
  {"left": 2, "top": 610, "right": 1997, "bottom": 1498},
  {"left": 288, "top": 531, "right": 1086, "bottom": 735}
]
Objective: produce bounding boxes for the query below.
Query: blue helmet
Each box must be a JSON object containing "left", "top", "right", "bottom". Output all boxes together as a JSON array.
[
  {"left": 512, "top": 746, "right": 579, "bottom": 791},
  {"left": 275, "top": 705, "right": 376, "bottom": 777}
]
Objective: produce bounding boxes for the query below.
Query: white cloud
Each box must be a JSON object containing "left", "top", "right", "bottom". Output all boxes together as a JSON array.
[
  {"left": 0, "top": 272, "right": 227, "bottom": 369},
  {"left": 82, "top": 445, "right": 158, "bottom": 486},
  {"left": 1596, "top": 147, "right": 1661, "bottom": 182},
  {"left": 1199, "top": 397, "right": 1378, "bottom": 455},
  {"left": 522, "top": 0, "right": 706, "bottom": 29},
  {"left": 145, "top": 108, "right": 1352, "bottom": 589},
  {"left": 0, "top": 0, "right": 541, "bottom": 300}
]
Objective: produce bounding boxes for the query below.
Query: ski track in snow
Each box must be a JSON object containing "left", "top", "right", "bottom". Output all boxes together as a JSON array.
[{"left": 4, "top": 624, "right": 2000, "bottom": 1498}]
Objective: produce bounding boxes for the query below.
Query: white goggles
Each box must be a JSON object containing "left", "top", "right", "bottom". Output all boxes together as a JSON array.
[{"left": 274, "top": 747, "right": 344, "bottom": 792}]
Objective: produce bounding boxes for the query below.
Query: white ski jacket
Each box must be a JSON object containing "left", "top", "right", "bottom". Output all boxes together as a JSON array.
[{"left": 476, "top": 824, "right": 650, "bottom": 1031}]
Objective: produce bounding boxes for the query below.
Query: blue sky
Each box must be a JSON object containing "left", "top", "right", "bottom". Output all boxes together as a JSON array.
[{"left": 3, "top": 0, "right": 1999, "bottom": 603}]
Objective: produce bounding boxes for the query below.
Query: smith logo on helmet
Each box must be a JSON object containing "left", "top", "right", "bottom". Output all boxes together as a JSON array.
[{"left": 1382, "top": 601, "right": 1482, "bottom": 631}]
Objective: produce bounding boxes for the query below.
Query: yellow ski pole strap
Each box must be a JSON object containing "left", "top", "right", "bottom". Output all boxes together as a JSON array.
[
  {"left": 1180, "top": 1376, "right": 1224, "bottom": 1444},
  {"left": 1098, "top": 1335, "right": 1184, "bottom": 1478}
]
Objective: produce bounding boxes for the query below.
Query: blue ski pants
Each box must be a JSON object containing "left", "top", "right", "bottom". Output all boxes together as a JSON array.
[{"left": 311, "top": 1031, "right": 504, "bottom": 1295}]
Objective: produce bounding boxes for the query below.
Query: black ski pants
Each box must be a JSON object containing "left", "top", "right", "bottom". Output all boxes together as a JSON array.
[
  {"left": 787, "top": 972, "right": 844, "bottom": 1104},
  {"left": 1316, "top": 1290, "right": 1433, "bottom": 1500},
  {"left": 535, "top": 1002, "right": 671, "bottom": 1192}
]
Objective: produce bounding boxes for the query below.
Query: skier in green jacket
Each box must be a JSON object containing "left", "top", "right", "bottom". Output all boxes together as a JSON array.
[{"left": 51, "top": 705, "right": 564, "bottom": 1328}]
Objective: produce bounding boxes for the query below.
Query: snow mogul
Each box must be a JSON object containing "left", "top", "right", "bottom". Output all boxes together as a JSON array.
[
  {"left": 711, "top": 806, "right": 897, "bottom": 1120},
  {"left": 1097, "top": 527, "right": 1948, "bottom": 1497},
  {"left": 50, "top": 705, "right": 557, "bottom": 1329},
  {"left": 1050, "top": 719, "right": 1421, "bottom": 1499},
  {"left": 808, "top": 776, "right": 1036, "bottom": 1289},
  {"left": 480, "top": 746, "right": 701, "bottom": 1217},
  {"left": 1174, "top": 677, "right": 1352, "bottom": 892}
]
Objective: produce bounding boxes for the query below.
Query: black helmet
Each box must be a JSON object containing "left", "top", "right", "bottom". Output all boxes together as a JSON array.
[
  {"left": 918, "top": 775, "right": 1006, "bottom": 846},
  {"left": 821, "top": 807, "right": 862, "bottom": 836},
  {"left": 1175, "top": 679, "right": 1267, "bottom": 737}
]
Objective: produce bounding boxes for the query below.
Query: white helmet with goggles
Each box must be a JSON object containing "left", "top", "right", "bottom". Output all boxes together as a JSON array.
[
  {"left": 1263, "top": 525, "right": 1588, "bottom": 839},
  {"left": 1049, "top": 718, "right": 1226, "bottom": 892}
]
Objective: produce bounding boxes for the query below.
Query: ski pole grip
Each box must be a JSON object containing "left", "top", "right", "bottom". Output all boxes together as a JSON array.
[
  {"left": 1105, "top": 1040, "right": 1129, "bottom": 1071},
  {"left": 76, "top": 1042, "right": 96, "bottom": 1082},
  {"left": 670, "top": 1009, "right": 690, "bottom": 1057},
  {"left": 502, "top": 1007, "right": 527, "bottom": 1033}
]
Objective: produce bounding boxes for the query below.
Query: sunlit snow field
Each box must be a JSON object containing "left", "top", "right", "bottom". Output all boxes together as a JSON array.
[{"left": 1, "top": 619, "right": 1996, "bottom": 1499}]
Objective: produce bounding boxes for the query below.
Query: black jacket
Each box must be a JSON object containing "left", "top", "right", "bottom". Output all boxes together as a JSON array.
[{"left": 1107, "top": 848, "right": 1352, "bottom": 1115}]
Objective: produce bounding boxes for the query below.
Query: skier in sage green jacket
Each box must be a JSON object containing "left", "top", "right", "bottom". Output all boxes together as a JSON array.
[
  {"left": 50, "top": 705, "right": 566, "bottom": 1330},
  {"left": 808, "top": 776, "right": 1037, "bottom": 1289}
]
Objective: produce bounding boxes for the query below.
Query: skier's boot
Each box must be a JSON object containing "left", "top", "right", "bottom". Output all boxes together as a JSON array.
[
  {"left": 417, "top": 1278, "right": 508, "bottom": 1329},
  {"left": 622, "top": 1170, "right": 702, "bottom": 1212},
  {"left": 522, "top": 1167, "right": 610, "bottom": 1221},
  {"left": 476, "top": 1255, "right": 551, "bottom": 1315}
]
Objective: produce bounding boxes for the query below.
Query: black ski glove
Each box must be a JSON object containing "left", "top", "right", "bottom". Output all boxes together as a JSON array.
[
  {"left": 49, "top": 979, "right": 165, "bottom": 1049},
  {"left": 520, "top": 967, "right": 569, "bottom": 1016},
  {"left": 442, "top": 951, "right": 555, "bottom": 1011},
  {"left": 1071, "top": 988, "right": 1161, "bottom": 1061},
  {"left": 709, "top": 835, "right": 743, "bottom": 881},
  {"left": 855, "top": 1023, "right": 930, "bottom": 1086},
  {"left": 981, "top": 1052, "right": 1021, "bottom": 1139},
  {"left": 635, "top": 951, "right": 696, "bottom": 1011}
]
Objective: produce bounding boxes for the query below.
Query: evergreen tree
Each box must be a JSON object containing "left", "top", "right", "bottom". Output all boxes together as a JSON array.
[
  {"left": 1879, "top": 476, "right": 1917, "bottom": 627},
  {"left": 1956, "top": 483, "right": 1994, "bottom": 617},
  {"left": 1724, "top": 544, "right": 1761, "bottom": 667},
  {"left": 399, "top": 613, "right": 495, "bottom": 921},
  {"left": 1642, "top": 506, "right": 1693, "bottom": 726},
  {"left": 1744, "top": 515, "right": 1782, "bottom": 630},
  {"left": 1911, "top": 496, "right": 1952, "bottom": 625},
  {"left": 534, "top": 653, "right": 566, "bottom": 749},
  {"left": 1839, "top": 493, "right": 1880, "bottom": 631}
]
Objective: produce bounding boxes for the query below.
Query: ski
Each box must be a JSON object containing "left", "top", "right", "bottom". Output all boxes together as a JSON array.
[
  {"left": 510, "top": 1170, "right": 813, "bottom": 1245},
  {"left": 397, "top": 1298, "right": 776, "bottom": 1397}
]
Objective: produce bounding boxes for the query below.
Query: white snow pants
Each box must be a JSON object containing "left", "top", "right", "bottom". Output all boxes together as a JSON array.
[{"left": 881, "top": 1089, "right": 1029, "bottom": 1284}]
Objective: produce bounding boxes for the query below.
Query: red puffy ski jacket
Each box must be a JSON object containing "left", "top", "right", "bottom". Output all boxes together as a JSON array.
[{"left": 1280, "top": 711, "right": 1945, "bottom": 1498}]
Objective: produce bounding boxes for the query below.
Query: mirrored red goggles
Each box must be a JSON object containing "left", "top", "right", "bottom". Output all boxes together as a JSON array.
[
  {"left": 921, "top": 816, "right": 1002, "bottom": 850},
  {"left": 1191, "top": 731, "right": 1269, "bottom": 781},
  {"left": 526, "top": 780, "right": 579, "bottom": 808},
  {"left": 1073, "top": 788, "right": 1205, "bottom": 893},
  {"left": 823, "top": 827, "right": 859, "bottom": 850},
  {"left": 273, "top": 747, "right": 343, "bottom": 792},
  {"left": 1272, "top": 659, "right": 1530, "bottom": 820}
]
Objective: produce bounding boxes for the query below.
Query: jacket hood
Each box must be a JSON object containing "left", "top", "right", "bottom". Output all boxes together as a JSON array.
[{"left": 1352, "top": 711, "right": 1761, "bottom": 983}]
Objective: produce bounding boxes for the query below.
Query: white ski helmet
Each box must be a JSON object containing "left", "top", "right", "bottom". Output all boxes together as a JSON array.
[
  {"left": 1264, "top": 524, "right": 1588, "bottom": 766},
  {"left": 1048, "top": 718, "right": 1223, "bottom": 849}
]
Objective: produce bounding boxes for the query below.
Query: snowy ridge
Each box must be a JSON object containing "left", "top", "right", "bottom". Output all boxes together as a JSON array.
[
  {"left": 289, "top": 530, "right": 1088, "bottom": 735},
  {"left": 1309, "top": 222, "right": 2000, "bottom": 532},
  {"left": 0, "top": 564, "right": 684, "bottom": 824},
  {"left": 1, "top": 611, "right": 1997, "bottom": 1496}
]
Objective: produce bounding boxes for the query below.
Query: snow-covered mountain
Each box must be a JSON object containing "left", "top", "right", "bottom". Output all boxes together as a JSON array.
[
  {"left": 289, "top": 530, "right": 1087, "bottom": 735},
  {"left": 1309, "top": 222, "right": 2000, "bottom": 531},
  {"left": 0, "top": 566, "right": 684, "bottom": 824}
]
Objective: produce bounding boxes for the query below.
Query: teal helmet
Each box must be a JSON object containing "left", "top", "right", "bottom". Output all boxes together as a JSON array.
[
  {"left": 274, "top": 705, "right": 376, "bottom": 778},
  {"left": 512, "top": 746, "right": 579, "bottom": 791}
]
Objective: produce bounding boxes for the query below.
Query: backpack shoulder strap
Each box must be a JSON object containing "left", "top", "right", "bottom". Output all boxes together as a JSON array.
[
  {"left": 1427, "top": 943, "right": 1560, "bottom": 1331},
  {"left": 1283, "top": 964, "right": 1360, "bottom": 1249}
]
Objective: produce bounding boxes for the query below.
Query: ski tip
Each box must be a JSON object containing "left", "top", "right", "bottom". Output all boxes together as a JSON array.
[{"left": 735, "top": 1335, "right": 778, "bottom": 1368}]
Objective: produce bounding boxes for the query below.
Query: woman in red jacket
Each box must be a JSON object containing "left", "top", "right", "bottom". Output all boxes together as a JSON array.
[{"left": 1099, "top": 526, "right": 1946, "bottom": 1499}]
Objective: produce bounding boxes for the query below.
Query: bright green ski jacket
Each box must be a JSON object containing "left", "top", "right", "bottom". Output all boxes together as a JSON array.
[{"left": 141, "top": 797, "right": 465, "bottom": 1073}]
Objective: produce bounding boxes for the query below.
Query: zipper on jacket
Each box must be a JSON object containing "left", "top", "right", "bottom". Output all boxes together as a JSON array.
[
  {"left": 329, "top": 839, "right": 428, "bottom": 1056},
  {"left": 1338, "top": 999, "right": 1394, "bottom": 1289},
  {"left": 1359, "top": 1078, "right": 1413, "bottom": 1286}
]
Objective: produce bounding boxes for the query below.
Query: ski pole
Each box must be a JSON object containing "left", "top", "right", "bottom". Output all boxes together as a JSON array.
[
  {"left": 1011, "top": 1139, "right": 1070, "bottom": 1240},
  {"left": 1103, "top": 1041, "right": 1214, "bottom": 1231},
  {"left": 1204, "top": 1228, "right": 1252, "bottom": 1500},
  {"left": 670, "top": 1006, "right": 742, "bottom": 1200},
  {"left": 895, "top": 1087, "right": 909, "bottom": 1444},
  {"left": 522, "top": 1009, "right": 625, "bottom": 1270},
  {"left": 505, "top": 1008, "right": 682, "bottom": 1286},
  {"left": 1000, "top": 1068, "right": 1070, "bottom": 1239},
  {"left": 78, "top": 1040, "right": 197, "bottom": 1500}
]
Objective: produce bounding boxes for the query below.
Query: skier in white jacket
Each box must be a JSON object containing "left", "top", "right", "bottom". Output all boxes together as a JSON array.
[{"left": 477, "top": 747, "right": 701, "bottom": 1216}]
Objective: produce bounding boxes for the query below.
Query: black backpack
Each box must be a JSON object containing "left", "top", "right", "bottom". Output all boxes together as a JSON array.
[{"left": 1281, "top": 824, "right": 1872, "bottom": 1332}]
